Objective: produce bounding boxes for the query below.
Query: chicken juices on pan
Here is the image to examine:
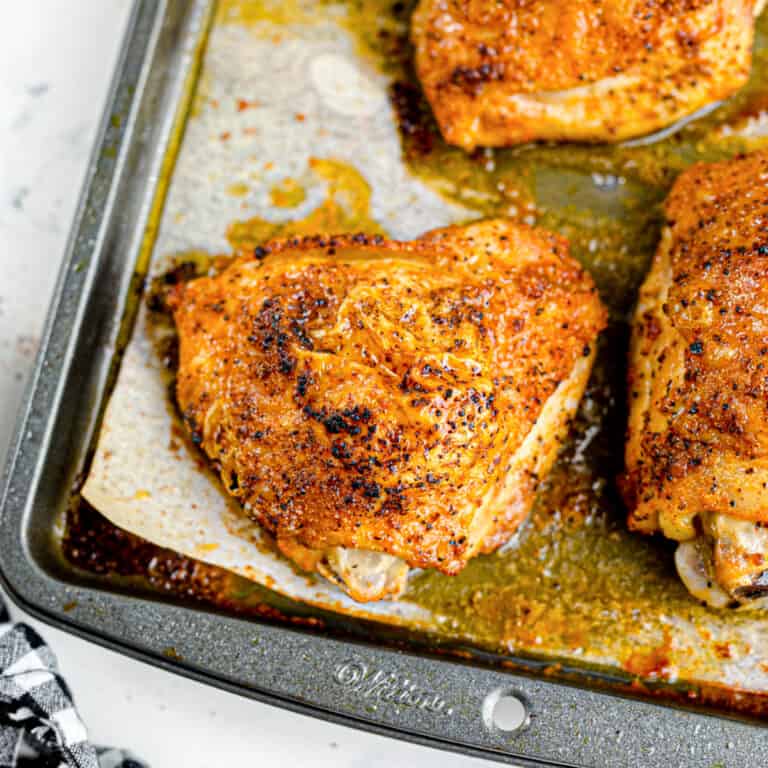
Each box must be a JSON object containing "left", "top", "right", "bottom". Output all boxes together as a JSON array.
[
  {"left": 623, "top": 150, "right": 768, "bottom": 609},
  {"left": 169, "top": 220, "right": 606, "bottom": 601},
  {"left": 412, "top": 0, "right": 766, "bottom": 150}
]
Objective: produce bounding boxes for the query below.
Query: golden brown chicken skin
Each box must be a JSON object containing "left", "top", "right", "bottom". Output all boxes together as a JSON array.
[
  {"left": 412, "top": 0, "right": 765, "bottom": 150},
  {"left": 170, "top": 220, "right": 606, "bottom": 601},
  {"left": 623, "top": 150, "right": 768, "bottom": 608}
]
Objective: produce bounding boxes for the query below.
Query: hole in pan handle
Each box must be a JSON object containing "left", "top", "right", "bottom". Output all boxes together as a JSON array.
[{"left": 482, "top": 688, "right": 530, "bottom": 733}]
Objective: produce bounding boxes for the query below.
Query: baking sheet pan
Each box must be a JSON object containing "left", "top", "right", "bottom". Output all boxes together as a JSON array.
[
  {"left": 82, "top": 0, "right": 768, "bottom": 701},
  {"left": 4, "top": 2, "right": 768, "bottom": 766}
]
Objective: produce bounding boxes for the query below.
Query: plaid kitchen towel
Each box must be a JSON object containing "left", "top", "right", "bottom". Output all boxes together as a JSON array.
[{"left": 0, "top": 598, "right": 147, "bottom": 768}]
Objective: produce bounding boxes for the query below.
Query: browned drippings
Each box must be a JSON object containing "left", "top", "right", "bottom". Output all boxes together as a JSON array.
[{"left": 63, "top": 498, "right": 322, "bottom": 629}]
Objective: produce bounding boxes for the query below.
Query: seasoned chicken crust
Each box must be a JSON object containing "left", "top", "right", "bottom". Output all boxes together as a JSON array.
[
  {"left": 412, "top": 0, "right": 765, "bottom": 150},
  {"left": 170, "top": 220, "right": 606, "bottom": 600},
  {"left": 623, "top": 150, "right": 768, "bottom": 607}
]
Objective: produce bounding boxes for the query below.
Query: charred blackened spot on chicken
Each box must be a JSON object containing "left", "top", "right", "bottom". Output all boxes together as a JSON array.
[
  {"left": 331, "top": 440, "right": 352, "bottom": 460},
  {"left": 254, "top": 302, "right": 281, "bottom": 351},
  {"left": 379, "top": 494, "right": 403, "bottom": 515},
  {"left": 477, "top": 42, "right": 497, "bottom": 57},
  {"left": 266, "top": 512, "right": 281, "bottom": 527},
  {"left": 303, "top": 405, "right": 367, "bottom": 436},
  {"left": 675, "top": 28, "right": 702, "bottom": 53},
  {"left": 689, "top": 340, "right": 704, "bottom": 355},
  {"left": 289, "top": 320, "right": 314, "bottom": 350},
  {"left": 252, "top": 298, "right": 297, "bottom": 375},
  {"left": 350, "top": 477, "right": 381, "bottom": 499},
  {"left": 278, "top": 354, "right": 296, "bottom": 374},
  {"left": 400, "top": 369, "right": 426, "bottom": 394},
  {"left": 295, "top": 371, "right": 312, "bottom": 399},
  {"left": 147, "top": 261, "right": 199, "bottom": 312},
  {"left": 343, "top": 406, "right": 372, "bottom": 423},
  {"left": 451, "top": 60, "right": 505, "bottom": 92},
  {"left": 325, "top": 414, "right": 346, "bottom": 434},
  {"left": 163, "top": 261, "right": 198, "bottom": 285},
  {"left": 254, "top": 246, "right": 269, "bottom": 260},
  {"left": 183, "top": 411, "right": 203, "bottom": 445},
  {"left": 641, "top": 312, "right": 662, "bottom": 341},
  {"left": 450, "top": 61, "right": 505, "bottom": 95}
]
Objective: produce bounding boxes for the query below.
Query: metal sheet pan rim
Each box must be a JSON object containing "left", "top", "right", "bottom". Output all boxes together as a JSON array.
[{"left": 0, "top": 577, "right": 555, "bottom": 768}]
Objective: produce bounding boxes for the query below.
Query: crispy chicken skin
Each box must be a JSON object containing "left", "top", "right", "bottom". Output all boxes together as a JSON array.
[
  {"left": 622, "top": 150, "right": 768, "bottom": 608},
  {"left": 169, "top": 220, "right": 606, "bottom": 601},
  {"left": 411, "top": 0, "right": 765, "bottom": 150}
]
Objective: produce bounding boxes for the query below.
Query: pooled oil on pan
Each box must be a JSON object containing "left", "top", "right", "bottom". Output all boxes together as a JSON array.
[{"left": 75, "top": 0, "right": 768, "bottom": 715}]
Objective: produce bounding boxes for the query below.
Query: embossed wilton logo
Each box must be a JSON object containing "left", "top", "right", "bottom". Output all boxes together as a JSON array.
[{"left": 333, "top": 660, "right": 454, "bottom": 715}]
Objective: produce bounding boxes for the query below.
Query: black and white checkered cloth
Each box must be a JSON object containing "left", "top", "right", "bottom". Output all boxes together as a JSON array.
[{"left": 0, "top": 598, "right": 147, "bottom": 768}]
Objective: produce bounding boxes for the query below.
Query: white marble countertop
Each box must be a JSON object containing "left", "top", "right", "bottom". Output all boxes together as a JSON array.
[{"left": 0, "top": 3, "right": 491, "bottom": 766}]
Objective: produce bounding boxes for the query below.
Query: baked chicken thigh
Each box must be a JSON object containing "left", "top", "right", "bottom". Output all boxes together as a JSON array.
[
  {"left": 623, "top": 150, "right": 768, "bottom": 608},
  {"left": 412, "top": 0, "right": 765, "bottom": 150},
  {"left": 169, "top": 220, "right": 606, "bottom": 601}
]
